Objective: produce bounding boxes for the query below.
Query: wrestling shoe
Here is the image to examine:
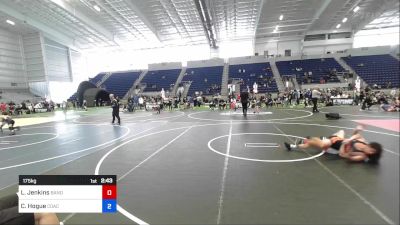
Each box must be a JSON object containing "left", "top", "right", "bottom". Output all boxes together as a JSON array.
[
  {"left": 295, "top": 139, "right": 304, "bottom": 145},
  {"left": 284, "top": 142, "right": 292, "bottom": 151}
]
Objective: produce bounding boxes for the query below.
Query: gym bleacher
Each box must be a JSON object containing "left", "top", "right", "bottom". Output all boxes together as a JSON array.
[
  {"left": 276, "top": 58, "right": 344, "bottom": 84},
  {"left": 101, "top": 71, "right": 141, "bottom": 98},
  {"left": 89, "top": 73, "right": 106, "bottom": 86},
  {"left": 68, "top": 93, "right": 77, "bottom": 101},
  {"left": 341, "top": 54, "right": 400, "bottom": 88},
  {"left": 142, "top": 69, "right": 181, "bottom": 92},
  {"left": 229, "top": 62, "right": 278, "bottom": 93},
  {"left": 183, "top": 66, "right": 223, "bottom": 96}
]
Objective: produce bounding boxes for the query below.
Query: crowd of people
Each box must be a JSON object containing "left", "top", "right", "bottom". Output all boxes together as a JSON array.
[
  {"left": 207, "top": 86, "right": 400, "bottom": 114},
  {"left": 205, "top": 84, "right": 221, "bottom": 95},
  {"left": 122, "top": 85, "right": 400, "bottom": 116},
  {"left": 289, "top": 58, "right": 340, "bottom": 84},
  {"left": 126, "top": 93, "right": 209, "bottom": 113},
  {"left": 0, "top": 100, "right": 56, "bottom": 116}
]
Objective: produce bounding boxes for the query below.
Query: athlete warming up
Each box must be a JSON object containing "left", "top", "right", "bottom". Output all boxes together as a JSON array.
[{"left": 0, "top": 114, "right": 20, "bottom": 135}]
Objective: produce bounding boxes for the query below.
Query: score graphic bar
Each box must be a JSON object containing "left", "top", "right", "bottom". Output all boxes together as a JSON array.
[{"left": 18, "top": 175, "right": 117, "bottom": 213}]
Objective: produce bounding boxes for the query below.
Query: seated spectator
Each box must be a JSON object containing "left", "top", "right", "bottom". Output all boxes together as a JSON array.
[
  {"left": 386, "top": 82, "right": 392, "bottom": 89},
  {"left": 381, "top": 96, "right": 399, "bottom": 112}
]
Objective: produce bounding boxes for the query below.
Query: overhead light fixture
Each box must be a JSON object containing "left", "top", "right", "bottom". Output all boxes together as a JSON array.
[
  {"left": 6, "top": 19, "right": 15, "bottom": 26},
  {"left": 353, "top": 6, "right": 360, "bottom": 12},
  {"left": 336, "top": 24, "right": 341, "bottom": 29},
  {"left": 342, "top": 17, "right": 348, "bottom": 23},
  {"left": 333, "top": 30, "right": 337, "bottom": 33},
  {"left": 87, "top": 37, "right": 94, "bottom": 42},
  {"left": 279, "top": 14, "right": 283, "bottom": 20},
  {"left": 275, "top": 25, "right": 279, "bottom": 30},
  {"left": 93, "top": 5, "right": 101, "bottom": 12}
]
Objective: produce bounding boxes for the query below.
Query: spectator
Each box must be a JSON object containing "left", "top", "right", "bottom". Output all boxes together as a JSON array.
[
  {"left": 386, "top": 82, "right": 392, "bottom": 89},
  {"left": 0, "top": 103, "right": 6, "bottom": 115}
]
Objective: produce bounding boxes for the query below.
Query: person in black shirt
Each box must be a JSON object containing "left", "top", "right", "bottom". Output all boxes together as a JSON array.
[
  {"left": 361, "top": 87, "right": 373, "bottom": 111},
  {"left": 240, "top": 90, "right": 249, "bottom": 116},
  {"left": 110, "top": 94, "right": 121, "bottom": 125},
  {"left": 127, "top": 97, "right": 134, "bottom": 112},
  {"left": 219, "top": 99, "right": 226, "bottom": 110}
]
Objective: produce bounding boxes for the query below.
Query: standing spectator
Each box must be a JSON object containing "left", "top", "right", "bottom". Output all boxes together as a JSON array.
[
  {"left": 0, "top": 103, "right": 6, "bottom": 115},
  {"left": 390, "top": 88, "right": 397, "bottom": 98},
  {"left": 230, "top": 97, "right": 237, "bottom": 112},
  {"left": 138, "top": 96, "right": 144, "bottom": 110},
  {"left": 311, "top": 87, "right": 321, "bottom": 113},
  {"left": 167, "top": 96, "right": 173, "bottom": 111},
  {"left": 82, "top": 100, "right": 87, "bottom": 111},
  {"left": 196, "top": 95, "right": 202, "bottom": 107},
  {"left": 9, "top": 103, "right": 15, "bottom": 115},
  {"left": 127, "top": 97, "right": 134, "bottom": 112},
  {"left": 361, "top": 88, "right": 373, "bottom": 111}
]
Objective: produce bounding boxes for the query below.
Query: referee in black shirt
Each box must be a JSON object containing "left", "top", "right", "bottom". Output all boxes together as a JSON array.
[
  {"left": 240, "top": 90, "right": 249, "bottom": 117},
  {"left": 110, "top": 94, "right": 121, "bottom": 125}
]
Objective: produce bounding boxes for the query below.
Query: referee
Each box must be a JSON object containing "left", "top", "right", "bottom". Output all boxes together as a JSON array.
[
  {"left": 110, "top": 94, "right": 121, "bottom": 125},
  {"left": 240, "top": 89, "right": 250, "bottom": 117},
  {"left": 311, "top": 87, "right": 321, "bottom": 113}
]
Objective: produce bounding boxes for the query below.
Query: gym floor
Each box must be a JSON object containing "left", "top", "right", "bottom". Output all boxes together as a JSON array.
[{"left": 0, "top": 106, "right": 399, "bottom": 224}]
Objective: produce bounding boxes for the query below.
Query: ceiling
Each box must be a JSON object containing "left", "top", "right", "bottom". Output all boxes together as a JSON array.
[{"left": 0, "top": 0, "right": 398, "bottom": 50}]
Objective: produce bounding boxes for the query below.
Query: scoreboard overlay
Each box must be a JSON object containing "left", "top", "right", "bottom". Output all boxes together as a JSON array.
[{"left": 18, "top": 175, "right": 117, "bottom": 213}]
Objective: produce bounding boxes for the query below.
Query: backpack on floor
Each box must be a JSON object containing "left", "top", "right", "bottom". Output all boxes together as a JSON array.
[{"left": 325, "top": 112, "right": 341, "bottom": 119}]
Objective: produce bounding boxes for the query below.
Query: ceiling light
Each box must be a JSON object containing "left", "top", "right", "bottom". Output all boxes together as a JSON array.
[
  {"left": 88, "top": 37, "right": 94, "bottom": 42},
  {"left": 279, "top": 14, "right": 283, "bottom": 20},
  {"left": 6, "top": 19, "right": 15, "bottom": 26},
  {"left": 353, "top": 6, "right": 360, "bottom": 12},
  {"left": 93, "top": 5, "right": 101, "bottom": 12},
  {"left": 275, "top": 25, "right": 279, "bottom": 30},
  {"left": 336, "top": 24, "right": 341, "bottom": 29},
  {"left": 333, "top": 30, "right": 337, "bottom": 33},
  {"left": 342, "top": 17, "right": 348, "bottom": 23}
]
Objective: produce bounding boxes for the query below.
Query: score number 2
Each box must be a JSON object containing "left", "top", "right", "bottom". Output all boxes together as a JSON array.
[{"left": 102, "top": 185, "right": 117, "bottom": 213}]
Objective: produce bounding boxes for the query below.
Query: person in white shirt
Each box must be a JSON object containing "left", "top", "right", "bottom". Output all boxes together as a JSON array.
[
  {"left": 253, "top": 82, "right": 258, "bottom": 94},
  {"left": 138, "top": 96, "right": 144, "bottom": 109},
  {"left": 311, "top": 88, "right": 321, "bottom": 113},
  {"left": 160, "top": 88, "right": 166, "bottom": 100},
  {"left": 390, "top": 88, "right": 396, "bottom": 98}
]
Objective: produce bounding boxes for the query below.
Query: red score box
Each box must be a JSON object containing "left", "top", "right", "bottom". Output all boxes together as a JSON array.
[{"left": 102, "top": 185, "right": 117, "bottom": 199}]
